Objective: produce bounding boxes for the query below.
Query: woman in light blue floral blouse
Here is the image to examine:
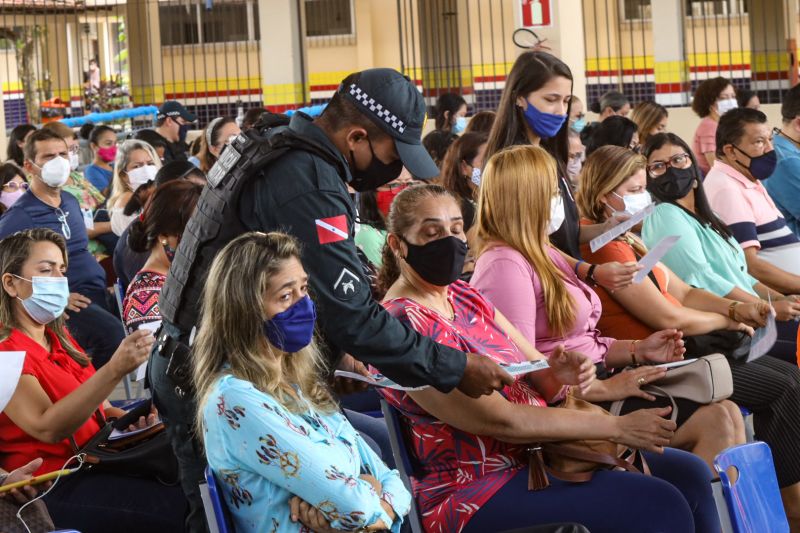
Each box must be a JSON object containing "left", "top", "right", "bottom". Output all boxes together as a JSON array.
[{"left": 194, "top": 231, "right": 410, "bottom": 533}]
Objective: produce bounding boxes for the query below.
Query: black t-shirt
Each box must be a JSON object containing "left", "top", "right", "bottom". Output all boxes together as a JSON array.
[{"left": 549, "top": 175, "right": 581, "bottom": 259}]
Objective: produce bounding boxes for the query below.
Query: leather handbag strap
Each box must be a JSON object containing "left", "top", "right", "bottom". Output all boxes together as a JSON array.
[{"left": 609, "top": 384, "right": 679, "bottom": 423}]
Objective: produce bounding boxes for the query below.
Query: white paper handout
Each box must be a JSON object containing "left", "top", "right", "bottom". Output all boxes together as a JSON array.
[
  {"left": 135, "top": 321, "right": 162, "bottom": 381},
  {"left": 656, "top": 359, "right": 696, "bottom": 370},
  {"left": 748, "top": 303, "right": 777, "bottom": 363},
  {"left": 334, "top": 360, "right": 551, "bottom": 391},
  {"left": 589, "top": 203, "right": 655, "bottom": 253},
  {"left": 0, "top": 351, "right": 25, "bottom": 412},
  {"left": 633, "top": 235, "right": 681, "bottom": 284}
]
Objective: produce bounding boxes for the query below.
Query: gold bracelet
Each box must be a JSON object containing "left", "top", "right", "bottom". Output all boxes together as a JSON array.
[
  {"left": 728, "top": 301, "right": 740, "bottom": 321},
  {"left": 630, "top": 340, "right": 639, "bottom": 366}
]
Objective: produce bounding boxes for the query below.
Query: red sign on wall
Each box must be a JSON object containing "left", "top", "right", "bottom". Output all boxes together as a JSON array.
[{"left": 521, "top": 0, "right": 552, "bottom": 28}]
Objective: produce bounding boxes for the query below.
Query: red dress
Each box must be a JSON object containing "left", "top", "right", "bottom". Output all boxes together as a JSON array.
[
  {"left": 379, "top": 280, "right": 547, "bottom": 533},
  {"left": 0, "top": 328, "right": 104, "bottom": 474}
]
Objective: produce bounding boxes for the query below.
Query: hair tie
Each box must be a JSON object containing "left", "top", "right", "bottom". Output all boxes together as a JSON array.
[
  {"left": 139, "top": 212, "right": 145, "bottom": 223},
  {"left": 206, "top": 117, "right": 225, "bottom": 148}
]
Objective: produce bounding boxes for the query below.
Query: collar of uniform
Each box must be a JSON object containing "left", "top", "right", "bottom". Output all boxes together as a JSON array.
[
  {"left": 288, "top": 113, "right": 352, "bottom": 181},
  {"left": 712, "top": 160, "right": 759, "bottom": 190}
]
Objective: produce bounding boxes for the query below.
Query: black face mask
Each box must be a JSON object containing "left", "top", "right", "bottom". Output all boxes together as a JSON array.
[
  {"left": 403, "top": 235, "right": 467, "bottom": 286},
  {"left": 647, "top": 166, "right": 696, "bottom": 202},
  {"left": 349, "top": 138, "right": 404, "bottom": 192},
  {"left": 178, "top": 123, "right": 191, "bottom": 144}
]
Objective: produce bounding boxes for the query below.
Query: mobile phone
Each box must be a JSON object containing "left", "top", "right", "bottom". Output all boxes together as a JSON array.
[{"left": 0, "top": 468, "right": 76, "bottom": 493}]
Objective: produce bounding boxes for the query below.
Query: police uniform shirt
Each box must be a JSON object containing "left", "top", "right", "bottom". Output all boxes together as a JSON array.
[{"left": 239, "top": 113, "right": 466, "bottom": 391}]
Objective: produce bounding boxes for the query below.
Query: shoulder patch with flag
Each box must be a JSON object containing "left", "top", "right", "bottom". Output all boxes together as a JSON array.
[{"left": 315, "top": 215, "right": 349, "bottom": 244}]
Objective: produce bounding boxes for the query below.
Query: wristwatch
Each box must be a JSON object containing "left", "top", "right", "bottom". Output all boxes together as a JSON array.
[{"left": 586, "top": 264, "right": 598, "bottom": 287}]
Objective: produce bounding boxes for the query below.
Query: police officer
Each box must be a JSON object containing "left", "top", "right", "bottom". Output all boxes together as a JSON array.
[{"left": 150, "top": 68, "right": 515, "bottom": 532}]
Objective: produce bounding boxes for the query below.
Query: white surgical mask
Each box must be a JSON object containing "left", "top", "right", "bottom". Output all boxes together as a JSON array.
[
  {"left": 547, "top": 194, "right": 565, "bottom": 235},
  {"left": 614, "top": 191, "right": 652, "bottom": 215},
  {"left": 37, "top": 156, "right": 70, "bottom": 188},
  {"left": 716, "top": 97, "right": 738, "bottom": 115},
  {"left": 127, "top": 165, "right": 158, "bottom": 189},
  {"left": 470, "top": 167, "right": 481, "bottom": 187},
  {"left": 68, "top": 152, "right": 80, "bottom": 171},
  {"left": 567, "top": 158, "right": 582, "bottom": 183}
]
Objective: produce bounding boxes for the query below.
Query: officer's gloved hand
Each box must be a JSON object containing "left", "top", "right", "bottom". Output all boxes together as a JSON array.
[
  {"left": 457, "top": 353, "right": 515, "bottom": 398},
  {"left": 332, "top": 353, "right": 372, "bottom": 396}
]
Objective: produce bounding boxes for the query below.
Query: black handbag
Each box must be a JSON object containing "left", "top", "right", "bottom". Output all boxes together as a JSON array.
[
  {"left": 70, "top": 400, "right": 180, "bottom": 485},
  {"left": 683, "top": 330, "right": 751, "bottom": 363}
]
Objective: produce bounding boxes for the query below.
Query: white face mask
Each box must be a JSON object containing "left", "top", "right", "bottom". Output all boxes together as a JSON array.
[
  {"left": 127, "top": 164, "right": 158, "bottom": 189},
  {"left": 470, "top": 167, "right": 481, "bottom": 187},
  {"left": 547, "top": 194, "right": 565, "bottom": 235},
  {"left": 567, "top": 158, "right": 582, "bottom": 182},
  {"left": 69, "top": 152, "right": 80, "bottom": 171},
  {"left": 37, "top": 156, "right": 71, "bottom": 188},
  {"left": 613, "top": 190, "right": 652, "bottom": 215},
  {"left": 716, "top": 97, "right": 738, "bottom": 115}
]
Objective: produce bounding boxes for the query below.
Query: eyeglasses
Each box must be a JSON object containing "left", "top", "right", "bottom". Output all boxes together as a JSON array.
[
  {"left": 54, "top": 207, "right": 71, "bottom": 240},
  {"left": 67, "top": 145, "right": 80, "bottom": 155},
  {"left": 629, "top": 142, "right": 642, "bottom": 154},
  {"left": 568, "top": 152, "right": 584, "bottom": 162},
  {"left": 647, "top": 153, "right": 692, "bottom": 177},
  {"left": 573, "top": 112, "right": 586, "bottom": 120},
  {"left": 2, "top": 181, "right": 28, "bottom": 192}
]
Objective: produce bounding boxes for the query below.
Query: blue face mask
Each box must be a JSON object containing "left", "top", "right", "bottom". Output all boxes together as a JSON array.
[
  {"left": 453, "top": 116, "right": 467, "bottom": 135},
  {"left": 572, "top": 117, "right": 587, "bottom": 133},
  {"left": 14, "top": 275, "right": 70, "bottom": 324},
  {"left": 263, "top": 295, "right": 317, "bottom": 353},
  {"left": 523, "top": 102, "right": 568, "bottom": 140}
]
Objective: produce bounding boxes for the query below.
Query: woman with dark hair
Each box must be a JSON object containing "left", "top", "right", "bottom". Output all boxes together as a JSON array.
[
  {"left": 355, "top": 173, "right": 411, "bottom": 268},
  {"left": 122, "top": 180, "right": 203, "bottom": 330},
  {"left": 691, "top": 76, "right": 737, "bottom": 174},
  {"left": 438, "top": 132, "right": 487, "bottom": 274},
  {"left": 464, "top": 110, "right": 496, "bottom": 135},
  {"left": 0, "top": 163, "right": 28, "bottom": 212},
  {"left": 434, "top": 93, "right": 468, "bottom": 134},
  {"left": 422, "top": 129, "right": 458, "bottom": 168},
  {"left": 736, "top": 88, "right": 760, "bottom": 110},
  {"left": 83, "top": 125, "right": 117, "bottom": 194},
  {"left": 195, "top": 116, "right": 240, "bottom": 173},
  {"left": 484, "top": 50, "right": 638, "bottom": 290},
  {"left": 630, "top": 101, "right": 669, "bottom": 147},
  {"left": 583, "top": 116, "right": 640, "bottom": 157},
  {"left": 6, "top": 124, "right": 36, "bottom": 167},
  {"left": 590, "top": 91, "right": 631, "bottom": 121}
]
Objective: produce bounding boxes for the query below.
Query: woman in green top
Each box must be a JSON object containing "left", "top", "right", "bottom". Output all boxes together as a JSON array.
[{"left": 641, "top": 132, "right": 800, "bottom": 360}]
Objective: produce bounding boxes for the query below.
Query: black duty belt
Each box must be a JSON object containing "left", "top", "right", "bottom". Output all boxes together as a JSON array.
[{"left": 156, "top": 327, "right": 194, "bottom": 399}]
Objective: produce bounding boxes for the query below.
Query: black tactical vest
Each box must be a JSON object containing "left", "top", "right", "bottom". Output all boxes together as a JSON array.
[{"left": 159, "top": 114, "right": 345, "bottom": 332}]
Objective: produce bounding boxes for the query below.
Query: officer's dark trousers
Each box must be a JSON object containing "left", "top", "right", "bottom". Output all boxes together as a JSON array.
[{"left": 148, "top": 322, "right": 209, "bottom": 533}]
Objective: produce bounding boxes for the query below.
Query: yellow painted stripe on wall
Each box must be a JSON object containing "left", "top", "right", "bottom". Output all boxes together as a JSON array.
[
  {"left": 585, "top": 56, "right": 654, "bottom": 71},
  {"left": 654, "top": 61, "right": 689, "bottom": 83},
  {"left": 262, "top": 83, "right": 305, "bottom": 106},
  {"left": 164, "top": 77, "right": 262, "bottom": 94},
  {"left": 686, "top": 51, "right": 751, "bottom": 67}
]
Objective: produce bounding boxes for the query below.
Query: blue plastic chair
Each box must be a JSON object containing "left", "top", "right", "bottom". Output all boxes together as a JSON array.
[
  {"left": 380, "top": 399, "right": 425, "bottom": 533},
  {"left": 714, "top": 442, "right": 789, "bottom": 533},
  {"left": 204, "top": 466, "right": 235, "bottom": 533}
]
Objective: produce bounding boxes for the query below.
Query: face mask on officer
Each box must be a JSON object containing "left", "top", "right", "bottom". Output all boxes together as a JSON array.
[{"left": 347, "top": 131, "right": 404, "bottom": 192}]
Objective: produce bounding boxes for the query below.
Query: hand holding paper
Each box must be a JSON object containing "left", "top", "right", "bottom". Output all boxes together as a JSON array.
[{"left": 633, "top": 235, "right": 681, "bottom": 284}]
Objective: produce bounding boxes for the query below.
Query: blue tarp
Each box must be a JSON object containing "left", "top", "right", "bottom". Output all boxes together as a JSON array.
[{"left": 59, "top": 106, "right": 159, "bottom": 127}]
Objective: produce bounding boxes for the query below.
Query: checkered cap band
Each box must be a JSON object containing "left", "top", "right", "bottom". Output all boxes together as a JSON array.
[{"left": 348, "top": 84, "right": 406, "bottom": 134}]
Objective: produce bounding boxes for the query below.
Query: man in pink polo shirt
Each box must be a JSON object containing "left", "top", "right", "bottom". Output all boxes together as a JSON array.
[{"left": 704, "top": 107, "right": 800, "bottom": 294}]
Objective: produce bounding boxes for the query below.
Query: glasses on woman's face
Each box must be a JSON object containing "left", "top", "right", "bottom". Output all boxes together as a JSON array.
[
  {"left": 629, "top": 142, "right": 642, "bottom": 154},
  {"left": 3, "top": 181, "right": 28, "bottom": 192},
  {"left": 647, "top": 153, "right": 692, "bottom": 177}
]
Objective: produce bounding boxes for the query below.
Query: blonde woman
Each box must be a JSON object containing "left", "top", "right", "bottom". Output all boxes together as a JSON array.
[
  {"left": 107, "top": 140, "right": 161, "bottom": 236},
  {"left": 629, "top": 101, "right": 668, "bottom": 147},
  {"left": 470, "top": 145, "right": 745, "bottom": 475},
  {"left": 193, "top": 232, "right": 410, "bottom": 533}
]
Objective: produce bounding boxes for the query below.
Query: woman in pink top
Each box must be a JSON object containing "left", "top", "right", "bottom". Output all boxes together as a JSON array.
[
  {"left": 471, "top": 145, "right": 745, "bottom": 471},
  {"left": 691, "top": 77, "right": 738, "bottom": 174}
]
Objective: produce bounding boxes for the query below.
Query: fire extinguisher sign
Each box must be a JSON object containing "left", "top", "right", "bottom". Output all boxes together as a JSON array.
[{"left": 521, "top": 0, "right": 552, "bottom": 28}]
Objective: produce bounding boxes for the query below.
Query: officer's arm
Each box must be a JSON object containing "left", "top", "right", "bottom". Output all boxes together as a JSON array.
[{"left": 262, "top": 189, "right": 466, "bottom": 392}]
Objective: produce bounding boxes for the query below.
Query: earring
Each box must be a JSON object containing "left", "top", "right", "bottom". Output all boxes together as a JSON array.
[{"left": 161, "top": 239, "right": 168, "bottom": 246}]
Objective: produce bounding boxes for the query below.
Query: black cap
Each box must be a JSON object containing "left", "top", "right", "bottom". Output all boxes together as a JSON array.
[
  {"left": 339, "top": 68, "right": 438, "bottom": 179},
  {"left": 157, "top": 101, "right": 197, "bottom": 123}
]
